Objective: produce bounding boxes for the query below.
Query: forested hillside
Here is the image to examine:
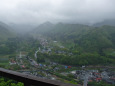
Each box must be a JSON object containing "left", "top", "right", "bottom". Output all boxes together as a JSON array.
[
  {"left": 93, "top": 19, "right": 115, "bottom": 27},
  {"left": 32, "top": 23, "right": 115, "bottom": 53},
  {"left": 0, "top": 22, "right": 14, "bottom": 41},
  {"left": 31, "top": 23, "right": 115, "bottom": 66}
]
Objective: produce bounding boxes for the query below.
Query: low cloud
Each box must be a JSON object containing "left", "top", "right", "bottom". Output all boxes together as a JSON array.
[{"left": 0, "top": 0, "right": 115, "bottom": 25}]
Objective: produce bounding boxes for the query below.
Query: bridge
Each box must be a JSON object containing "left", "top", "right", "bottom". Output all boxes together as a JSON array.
[{"left": 0, "top": 68, "right": 79, "bottom": 86}]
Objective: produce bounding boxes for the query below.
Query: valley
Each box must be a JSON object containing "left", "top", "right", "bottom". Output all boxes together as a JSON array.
[{"left": 0, "top": 22, "right": 115, "bottom": 86}]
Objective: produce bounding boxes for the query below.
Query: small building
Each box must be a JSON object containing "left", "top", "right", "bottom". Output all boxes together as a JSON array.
[{"left": 70, "top": 70, "right": 76, "bottom": 74}]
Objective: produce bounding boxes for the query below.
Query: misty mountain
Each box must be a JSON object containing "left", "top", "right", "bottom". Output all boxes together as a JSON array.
[
  {"left": 31, "top": 22, "right": 93, "bottom": 41},
  {"left": 31, "top": 22, "right": 115, "bottom": 54},
  {"left": 9, "top": 23, "right": 36, "bottom": 34},
  {"left": 31, "top": 22, "right": 92, "bottom": 37},
  {"left": 93, "top": 19, "right": 115, "bottom": 27},
  {"left": 33, "top": 21, "right": 54, "bottom": 33},
  {"left": 0, "top": 21, "right": 10, "bottom": 29},
  {"left": 0, "top": 21, "right": 15, "bottom": 41},
  {"left": 76, "top": 25, "right": 115, "bottom": 53}
]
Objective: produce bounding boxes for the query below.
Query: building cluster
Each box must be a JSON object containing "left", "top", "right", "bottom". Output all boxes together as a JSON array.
[
  {"left": 40, "top": 48, "right": 51, "bottom": 53},
  {"left": 74, "top": 69, "right": 115, "bottom": 85},
  {"left": 9, "top": 59, "right": 16, "bottom": 65},
  {"left": 26, "top": 56, "right": 38, "bottom": 67},
  {"left": 40, "top": 39, "right": 48, "bottom": 48}
]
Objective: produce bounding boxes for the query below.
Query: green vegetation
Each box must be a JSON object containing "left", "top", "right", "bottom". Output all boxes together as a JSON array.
[
  {"left": 0, "top": 22, "right": 15, "bottom": 42},
  {"left": 0, "top": 77, "right": 24, "bottom": 86},
  {"left": 36, "top": 51, "right": 115, "bottom": 66},
  {"left": 0, "top": 21, "right": 115, "bottom": 85},
  {"left": 43, "top": 24, "right": 115, "bottom": 53},
  {"left": 0, "top": 55, "right": 9, "bottom": 68},
  {"left": 53, "top": 72, "right": 77, "bottom": 83},
  {"left": 33, "top": 23, "right": 115, "bottom": 66},
  {"left": 88, "top": 81, "right": 114, "bottom": 86}
]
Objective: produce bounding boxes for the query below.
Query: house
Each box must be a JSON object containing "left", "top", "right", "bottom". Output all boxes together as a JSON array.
[
  {"left": 96, "top": 78, "right": 102, "bottom": 82},
  {"left": 21, "top": 65, "right": 25, "bottom": 68},
  {"left": 68, "top": 66, "right": 72, "bottom": 68},
  {"left": 101, "top": 71, "right": 109, "bottom": 79},
  {"left": 70, "top": 70, "right": 76, "bottom": 74},
  {"left": 9, "top": 59, "right": 16, "bottom": 65}
]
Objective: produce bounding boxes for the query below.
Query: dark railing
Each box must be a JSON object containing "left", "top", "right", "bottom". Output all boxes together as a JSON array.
[{"left": 0, "top": 68, "right": 78, "bottom": 86}]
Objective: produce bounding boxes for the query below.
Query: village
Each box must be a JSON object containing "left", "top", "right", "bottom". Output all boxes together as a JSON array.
[{"left": 8, "top": 38, "right": 115, "bottom": 86}]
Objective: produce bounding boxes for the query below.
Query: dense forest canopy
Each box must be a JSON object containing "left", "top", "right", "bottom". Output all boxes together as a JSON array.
[{"left": 30, "top": 23, "right": 115, "bottom": 66}]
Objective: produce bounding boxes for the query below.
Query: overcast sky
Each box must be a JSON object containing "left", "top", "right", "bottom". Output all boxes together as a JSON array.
[{"left": 0, "top": 0, "right": 115, "bottom": 25}]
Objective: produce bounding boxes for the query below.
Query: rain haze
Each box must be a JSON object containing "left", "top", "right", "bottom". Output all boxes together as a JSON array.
[
  {"left": 0, "top": 0, "right": 115, "bottom": 29},
  {"left": 0, "top": 1, "right": 115, "bottom": 85}
]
